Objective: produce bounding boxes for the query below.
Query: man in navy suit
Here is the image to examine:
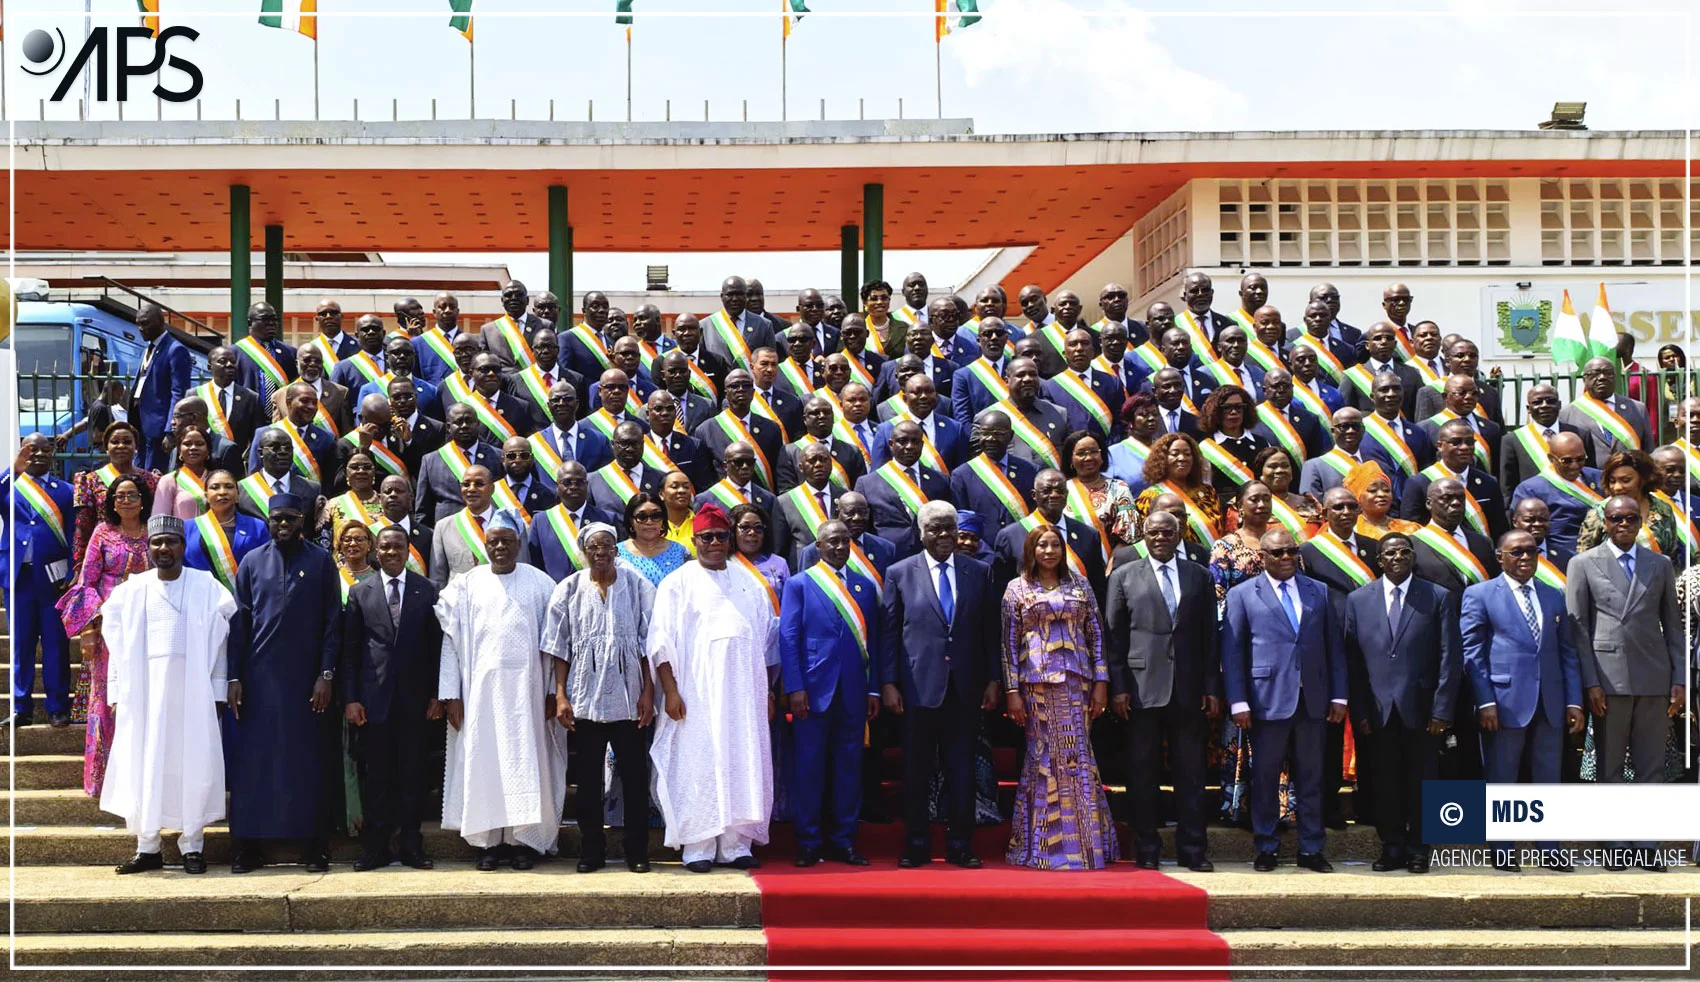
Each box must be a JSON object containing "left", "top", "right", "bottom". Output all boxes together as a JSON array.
[
  {"left": 775, "top": 396, "right": 868, "bottom": 496},
  {"left": 1287, "top": 342, "right": 1347, "bottom": 417},
  {"left": 533, "top": 381, "right": 613, "bottom": 475},
  {"left": 4, "top": 435, "right": 77, "bottom": 726},
  {"left": 877, "top": 326, "right": 959, "bottom": 403},
  {"left": 854, "top": 420, "right": 953, "bottom": 560},
  {"left": 750, "top": 348, "right": 806, "bottom": 443},
  {"left": 1461, "top": 530, "right": 1583, "bottom": 872},
  {"left": 771, "top": 443, "right": 845, "bottom": 570},
  {"left": 992, "top": 469, "right": 1107, "bottom": 603},
  {"left": 1149, "top": 367, "right": 1202, "bottom": 439},
  {"left": 238, "top": 429, "right": 323, "bottom": 531},
  {"left": 656, "top": 350, "right": 720, "bottom": 435},
  {"left": 131, "top": 302, "right": 192, "bottom": 471},
  {"left": 1508, "top": 432, "right": 1599, "bottom": 558},
  {"left": 1511, "top": 498, "right": 1575, "bottom": 576},
  {"left": 949, "top": 317, "right": 1014, "bottom": 431},
  {"left": 588, "top": 423, "right": 665, "bottom": 514},
  {"left": 246, "top": 383, "right": 338, "bottom": 489},
  {"left": 1042, "top": 328, "right": 1126, "bottom": 443},
  {"left": 694, "top": 370, "right": 785, "bottom": 491},
  {"left": 871, "top": 375, "right": 967, "bottom": 474},
  {"left": 1341, "top": 533, "right": 1460, "bottom": 874},
  {"left": 949, "top": 408, "right": 1037, "bottom": 543},
  {"left": 526, "top": 461, "right": 624, "bottom": 582},
  {"left": 1359, "top": 372, "right": 1435, "bottom": 499},
  {"left": 1178, "top": 272, "right": 1235, "bottom": 358},
  {"left": 1221, "top": 527, "right": 1348, "bottom": 872},
  {"left": 1288, "top": 297, "right": 1360, "bottom": 378},
  {"left": 646, "top": 390, "right": 717, "bottom": 494},
  {"left": 1191, "top": 325, "right": 1265, "bottom": 405},
  {"left": 342, "top": 527, "right": 443, "bottom": 871},
  {"left": 1348, "top": 324, "right": 1423, "bottom": 421},
  {"left": 781, "top": 520, "right": 883, "bottom": 867},
  {"left": 412, "top": 404, "right": 503, "bottom": 527},
  {"left": 1399, "top": 420, "right": 1509, "bottom": 545},
  {"left": 795, "top": 491, "right": 897, "bottom": 577},
  {"left": 880, "top": 502, "right": 999, "bottom": 869},
  {"left": 497, "top": 436, "right": 559, "bottom": 515},
  {"left": 234, "top": 303, "right": 298, "bottom": 407},
  {"left": 1254, "top": 369, "right": 1332, "bottom": 461}
]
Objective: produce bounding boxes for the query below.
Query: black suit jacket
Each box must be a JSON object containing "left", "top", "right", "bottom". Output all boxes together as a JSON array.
[
  {"left": 1300, "top": 534, "right": 1382, "bottom": 611},
  {"left": 390, "top": 415, "right": 447, "bottom": 482},
  {"left": 776, "top": 437, "right": 869, "bottom": 494},
  {"left": 213, "top": 383, "right": 266, "bottom": 451},
  {"left": 654, "top": 429, "right": 718, "bottom": 494},
  {"left": 505, "top": 475, "right": 560, "bottom": 515},
  {"left": 1497, "top": 421, "right": 1595, "bottom": 495},
  {"left": 1398, "top": 466, "right": 1509, "bottom": 545},
  {"left": 341, "top": 570, "right": 442, "bottom": 725},
  {"left": 676, "top": 347, "right": 732, "bottom": 404},
  {"left": 692, "top": 412, "right": 786, "bottom": 491},
  {"left": 754, "top": 387, "right": 804, "bottom": 444},
  {"left": 1110, "top": 539, "right": 1210, "bottom": 570},
  {"left": 1412, "top": 528, "right": 1500, "bottom": 596},
  {"left": 1343, "top": 576, "right": 1462, "bottom": 728},
  {"left": 506, "top": 364, "right": 587, "bottom": 430},
  {"left": 1346, "top": 360, "right": 1424, "bottom": 420}
]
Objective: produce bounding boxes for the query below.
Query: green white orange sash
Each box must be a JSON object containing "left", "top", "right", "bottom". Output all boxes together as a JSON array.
[
  {"left": 345, "top": 350, "right": 385, "bottom": 387},
  {"left": 1342, "top": 364, "right": 1377, "bottom": 398},
  {"left": 418, "top": 326, "right": 457, "bottom": 372},
  {"left": 1294, "top": 333, "right": 1347, "bottom": 385},
  {"left": 712, "top": 411, "right": 774, "bottom": 488},
  {"left": 593, "top": 464, "right": 641, "bottom": 508},
  {"left": 1652, "top": 490, "right": 1695, "bottom": 552},
  {"left": 1244, "top": 338, "right": 1284, "bottom": 376},
  {"left": 996, "top": 400, "right": 1059, "bottom": 469},
  {"left": 513, "top": 365, "right": 554, "bottom": 414},
  {"left": 1129, "top": 341, "right": 1167, "bottom": 376},
  {"left": 1425, "top": 410, "right": 1491, "bottom": 470},
  {"left": 893, "top": 305, "right": 921, "bottom": 327},
  {"left": 1268, "top": 496, "right": 1308, "bottom": 538},
  {"left": 706, "top": 479, "right": 750, "bottom": 511},
  {"left": 234, "top": 336, "right": 289, "bottom": 392},
  {"left": 528, "top": 432, "right": 565, "bottom": 479},
  {"left": 803, "top": 563, "right": 869, "bottom": 664},
  {"left": 791, "top": 436, "right": 849, "bottom": 488},
  {"left": 732, "top": 551, "right": 782, "bottom": 615},
  {"left": 540, "top": 505, "right": 587, "bottom": 570},
  {"left": 1389, "top": 326, "right": 1418, "bottom": 363},
  {"left": 751, "top": 391, "right": 784, "bottom": 434},
  {"left": 1512, "top": 423, "right": 1552, "bottom": 467},
  {"left": 784, "top": 484, "right": 832, "bottom": 537},
  {"left": 1289, "top": 383, "right": 1332, "bottom": 426},
  {"left": 684, "top": 354, "right": 719, "bottom": 400},
  {"left": 1316, "top": 448, "right": 1358, "bottom": 480},
  {"left": 307, "top": 333, "right": 342, "bottom": 368},
  {"left": 567, "top": 324, "right": 612, "bottom": 371},
  {"left": 1090, "top": 355, "right": 1125, "bottom": 383},
  {"left": 1538, "top": 469, "right": 1603, "bottom": 509},
  {"left": 1050, "top": 370, "right": 1112, "bottom": 435},
  {"left": 963, "top": 454, "right": 1028, "bottom": 519},
  {"left": 338, "top": 566, "right": 359, "bottom": 603},
  {"left": 436, "top": 442, "right": 473, "bottom": 483},
  {"left": 1198, "top": 438, "right": 1255, "bottom": 487},
  {"left": 1200, "top": 357, "right": 1244, "bottom": 391},
  {"left": 170, "top": 467, "right": 208, "bottom": 513},
  {"left": 1414, "top": 523, "right": 1487, "bottom": 584},
  {"left": 582, "top": 408, "right": 623, "bottom": 442},
  {"left": 492, "top": 479, "right": 533, "bottom": 524},
  {"left": 1177, "top": 310, "right": 1217, "bottom": 361},
  {"left": 1411, "top": 355, "right": 1443, "bottom": 390},
  {"left": 815, "top": 392, "right": 872, "bottom": 466},
  {"left": 1363, "top": 414, "right": 1416, "bottom": 477},
  {"left": 1064, "top": 479, "right": 1112, "bottom": 563},
  {"left": 706, "top": 309, "right": 753, "bottom": 369},
  {"left": 279, "top": 419, "right": 322, "bottom": 481},
  {"left": 444, "top": 373, "right": 518, "bottom": 441},
  {"left": 341, "top": 432, "right": 407, "bottom": 478},
  {"left": 453, "top": 508, "right": 490, "bottom": 565},
  {"left": 874, "top": 461, "right": 930, "bottom": 518},
  {"left": 1573, "top": 394, "right": 1640, "bottom": 449},
  {"left": 333, "top": 492, "right": 378, "bottom": 528},
  {"left": 365, "top": 518, "right": 427, "bottom": 575},
  {"left": 94, "top": 463, "right": 123, "bottom": 487},
  {"left": 847, "top": 540, "right": 883, "bottom": 589},
  {"left": 1309, "top": 530, "right": 1373, "bottom": 588},
  {"left": 1534, "top": 554, "right": 1566, "bottom": 590},
  {"left": 1160, "top": 480, "right": 1218, "bottom": 542},
  {"left": 1421, "top": 464, "right": 1488, "bottom": 535},
  {"left": 641, "top": 434, "right": 676, "bottom": 473},
  {"left": 878, "top": 394, "right": 906, "bottom": 420},
  {"left": 12, "top": 473, "right": 67, "bottom": 547},
  {"left": 894, "top": 410, "right": 951, "bottom": 475},
  {"left": 1034, "top": 323, "right": 1068, "bottom": 360},
  {"left": 637, "top": 338, "right": 663, "bottom": 373},
  {"left": 1254, "top": 404, "right": 1306, "bottom": 463},
  {"left": 490, "top": 315, "right": 536, "bottom": 368},
  {"left": 192, "top": 382, "right": 236, "bottom": 440},
  {"left": 313, "top": 399, "right": 340, "bottom": 438},
  {"left": 779, "top": 358, "right": 812, "bottom": 397},
  {"left": 1675, "top": 440, "right": 1700, "bottom": 485},
  {"left": 844, "top": 350, "right": 876, "bottom": 389},
  {"left": 192, "top": 513, "right": 240, "bottom": 589},
  {"left": 1015, "top": 511, "right": 1086, "bottom": 577},
  {"left": 238, "top": 473, "right": 274, "bottom": 517}
]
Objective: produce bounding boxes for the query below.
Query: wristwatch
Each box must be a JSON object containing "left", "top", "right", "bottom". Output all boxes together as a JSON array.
[{"left": 320, "top": 670, "right": 335, "bottom": 682}]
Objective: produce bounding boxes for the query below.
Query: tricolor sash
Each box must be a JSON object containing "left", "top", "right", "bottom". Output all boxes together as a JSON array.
[
  {"left": 1675, "top": 440, "right": 1700, "bottom": 485},
  {"left": 279, "top": 420, "right": 322, "bottom": 481},
  {"left": 706, "top": 479, "right": 751, "bottom": 511},
  {"left": 417, "top": 327, "right": 457, "bottom": 372},
  {"left": 341, "top": 432, "right": 407, "bottom": 478},
  {"left": 784, "top": 484, "right": 832, "bottom": 538},
  {"left": 641, "top": 434, "right": 676, "bottom": 474},
  {"left": 1129, "top": 342, "right": 1167, "bottom": 376},
  {"left": 1200, "top": 357, "right": 1242, "bottom": 390},
  {"left": 960, "top": 357, "right": 1010, "bottom": 402},
  {"left": 1413, "top": 524, "right": 1487, "bottom": 584},
  {"left": 1050, "top": 370, "right": 1113, "bottom": 435},
  {"left": 234, "top": 336, "right": 290, "bottom": 393},
  {"left": 513, "top": 365, "right": 555, "bottom": 415},
  {"left": 843, "top": 350, "right": 876, "bottom": 389},
  {"left": 528, "top": 432, "right": 565, "bottom": 479},
  {"left": 1159, "top": 480, "right": 1218, "bottom": 543},
  {"left": 1177, "top": 310, "right": 1217, "bottom": 362},
  {"left": 582, "top": 408, "right": 622, "bottom": 442},
  {"left": 313, "top": 399, "right": 341, "bottom": 438},
  {"left": 1269, "top": 496, "right": 1309, "bottom": 538},
  {"left": 365, "top": 518, "right": 427, "bottom": 575},
  {"left": 893, "top": 410, "right": 951, "bottom": 475},
  {"left": 779, "top": 358, "right": 813, "bottom": 398},
  {"left": 1651, "top": 490, "right": 1696, "bottom": 553},
  {"left": 1290, "top": 382, "right": 1332, "bottom": 426},
  {"left": 444, "top": 374, "right": 518, "bottom": 441},
  {"left": 192, "top": 513, "right": 240, "bottom": 589},
  {"left": 1573, "top": 395, "right": 1640, "bottom": 449},
  {"left": 1512, "top": 423, "right": 1552, "bottom": 467},
  {"left": 1425, "top": 410, "right": 1492, "bottom": 470},
  {"left": 13, "top": 473, "right": 67, "bottom": 546},
  {"left": 1229, "top": 308, "right": 1256, "bottom": 333},
  {"left": 1198, "top": 438, "right": 1255, "bottom": 488},
  {"left": 492, "top": 480, "right": 533, "bottom": 524},
  {"left": 1420, "top": 464, "right": 1488, "bottom": 535},
  {"left": 1342, "top": 364, "right": 1377, "bottom": 398},
  {"left": 874, "top": 461, "right": 930, "bottom": 518},
  {"left": 453, "top": 508, "right": 490, "bottom": 565},
  {"left": 490, "top": 315, "right": 536, "bottom": 368},
  {"left": 847, "top": 540, "right": 883, "bottom": 590},
  {"left": 733, "top": 552, "right": 782, "bottom": 615},
  {"left": 893, "top": 305, "right": 921, "bottom": 327},
  {"left": 1244, "top": 338, "right": 1285, "bottom": 376},
  {"left": 712, "top": 411, "right": 774, "bottom": 489},
  {"left": 996, "top": 400, "right": 1060, "bottom": 469},
  {"left": 593, "top": 464, "right": 642, "bottom": 508},
  {"left": 238, "top": 473, "right": 274, "bottom": 517},
  {"left": 706, "top": 309, "right": 754, "bottom": 369},
  {"left": 803, "top": 563, "right": 869, "bottom": 664},
  {"left": 750, "top": 391, "right": 785, "bottom": 435},
  {"left": 1316, "top": 449, "right": 1358, "bottom": 480},
  {"left": 345, "top": 350, "right": 385, "bottom": 387},
  {"left": 1534, "top": 554, "right": 1566, "bottom": 590},
  {"left": 1112, "top": 436, "right": 1150, "bottom": 476},
  {"left": 540, "top": 505, "right": 587, "bottom": 570},
  {"left": 1064, "top": 480, "right": 1112, "bottom": 563},
  {"left": 339, "top": 566, "right": 359, "bottom": 603},
  {"left": 170, "top": 467, "right": 208, "bottom": 513},
  {"left": 1538, "top": 470, "right": 1603, "bottom": 509},
  {"left": 1411, "top": 355, "right": 1443, "bottom": 391},
  {"left": 1363, "top": 414, "right": 1417, "bottom": 477},
  {"left": 685, "top": 356, "right": 720, "bottom": 400},
  {"left": 1254, "top": 404, "right": 1306, "bottom": 463},
  {"left": 436, "top": 442, "right": 473, "bottom": 483},
  {"left": 1309, "top": 530, "right": 1373, "bottom": 588},
  {"left": 192, "top": 382, "right": 236, "bottom": 441},
  {"left": 1294, "top": 333, "right": 1347, "bottom": 385},
  {"left": 962, "top": 454, "right": 1029, "bottom": 520},
  {"left": 93, "top": 463, "right": 124, "bottom": 488},
  {"left": 1034, "top": 323, "right": 1068, "bottom": 361},
  {"left": 307, "top": 333, "right": 342, "bottom": 368},
  {"left": 332, "top": 492, "right": 379, "bottom": 529},
  {"left": 567, "top": 324, "right": 613, "bottom": 372},
  {"left": 791, "top": 437, "right": 849, "bottom": 489},
  {"left": 1015, "top": 511, "right": 1087, "bottom": 577}
]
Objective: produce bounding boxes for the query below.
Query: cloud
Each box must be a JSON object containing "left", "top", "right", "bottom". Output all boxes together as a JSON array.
[{"left": 946, "top": 0, "right": 1250, "bottom": 132}]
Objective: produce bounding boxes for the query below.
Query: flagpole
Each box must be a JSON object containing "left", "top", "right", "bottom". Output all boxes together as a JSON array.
[
  {"left": 313, "top": 36, "right": 320, "bottom": 119},
  {"left": 935, "top": 36, "right": 942, "bottom": 119},
  {"left": 781, "top": 34, "right": 787, "bottom": 122},
  {"left": 469, "top": 33, "right": 475, "bottom": 118},
  {"left": 625, "top": 30, "right": 631, "bottom": 122}
]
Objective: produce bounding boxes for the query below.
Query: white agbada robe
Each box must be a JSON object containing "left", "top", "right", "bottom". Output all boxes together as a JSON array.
[
  {"left": 98, "top": 567, "right": 236, "bottom": 839},
  {"left": 646, "top": 560, "right": 780, "bottom": 851},
  {"left": 435, "top": 563, "right": 566, "bottom": 853}
]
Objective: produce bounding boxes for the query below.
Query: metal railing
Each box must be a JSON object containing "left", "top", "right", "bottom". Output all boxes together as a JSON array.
[
  {"left": 17, "top": 369, "right": 210, "bottom": 479},
  {"left": 1492, "top": 366, "right": 1693, "bottom": 444}
]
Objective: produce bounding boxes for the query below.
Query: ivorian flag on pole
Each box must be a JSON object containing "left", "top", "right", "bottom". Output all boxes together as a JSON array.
[
  {"left": 615, "top": 0, "right": 632, "bottom": 41},
  {"left": 938, "top": 0, "right": 981, "bottom": 39},
  {"left": 138, "top": 0, "right": 159, "bottom": 37},
  {"left": 259, "top": 0, "right": 316, "bottom": 39},
  {"left": 1549, "top": 289, "right": 1587, "bottom": 370},
  {"left": 449, "top": 0, "right": 473, "bottom": 41},
  {"left": 954, "top": 0, "right": 981, "bottom": 28},
  {"left": 1587, "top": 282, "right": 1621, "bottom": 366},
  {"left": 783, "top": 0, "right": 808, "bottom": 39}
]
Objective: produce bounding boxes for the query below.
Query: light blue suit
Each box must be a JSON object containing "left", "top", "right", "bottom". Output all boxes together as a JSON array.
[{"left": 1461, "top": 575, "right": 1580, "bottom": 784}]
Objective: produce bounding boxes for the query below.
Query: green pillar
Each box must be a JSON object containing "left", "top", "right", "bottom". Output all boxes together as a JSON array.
[
  {"left": 549, "top": 186, "right": 573, "bottom": 311},
  {"left": 229, "top": 185, "right": 251, "bottom": 340},
  {"left": 840, "top": 225, "right": 860, "bottom": 305},
  {"left": 264, "top": 224, "right": 284, "bottom": 317},
  {"left": 862, "top": 183, "right": 884, "bottom": 285}
]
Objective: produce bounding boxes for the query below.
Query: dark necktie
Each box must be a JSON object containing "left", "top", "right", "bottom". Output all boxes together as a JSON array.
[
  {"left": 541, "top": 371, "right": 553, "bottom": 387},
  {"left": 388, "top": 577, "right": 403, "bottom": 625},
  {"left": 1387, "top": 582, "right": 1403, "bottom": 635},
  {"left": 936, "top": 562, "right": 954, "bottom": 623},
  {"left": 219, "top": 388, "right": 230, "bottom": 418}
]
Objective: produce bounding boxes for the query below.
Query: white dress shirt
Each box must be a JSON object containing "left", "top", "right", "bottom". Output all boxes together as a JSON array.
[
  {"left": 1229, "top": 573, "right": 1346, "bottom": 716},
  {"left": 1383, "top": 575, "right": 1409, "bottom": 623},
  {"left": 1476, "top": 572, "right": 1579, "bottom": 712}
]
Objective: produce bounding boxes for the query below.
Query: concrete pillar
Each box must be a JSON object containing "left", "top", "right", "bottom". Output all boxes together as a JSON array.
[
  {"left": 862, "top": 183, "right": 884, "bottom": 285},
  {"left": 263, "top": 225, "right": 284, "bottom": 317},
  {"left": 229, "top": 185, "right": 251, "bottom": 341},
  {"left": 840, "top": 225, "right": 860, "bottom": 306},
  {"left": 549, "top": 186, "right": 573, "bottom": 310}
]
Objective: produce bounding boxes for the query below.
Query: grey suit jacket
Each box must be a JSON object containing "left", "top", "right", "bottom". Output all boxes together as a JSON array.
[
  {"left": 1557, "top": 396, "right": 1654, "bottom": 469},
  {"left": 429, "top": 511, "right": 533, "bottom": 589},
  {"left": 1566, "top": 543, "right": 1683, "bottom": 696},
  {"left": 1103, "top": 554, "right": 1219, "bottom": 710}
]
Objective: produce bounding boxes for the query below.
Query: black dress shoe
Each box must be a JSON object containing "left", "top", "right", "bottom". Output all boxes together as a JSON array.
[
  {"left": 476, "top": 849, "right": 501, "bottom": 872},
  {"left": 1542, "top": 859, "right": 1575, "bottom": 873},
  {"left": 626, "top": 858, "right": 650, "bottom": 873},
  {"left": 1407, "top": 855, "right": 1431, "bottom": 874},
  {"left": 684, "top": 859, "right": 713, "bottom": 873},
  {"left": 229, "top": 850, "right": 261, "bottom": 874},
  {"left": 1135, "top": 857, "right": 1160, "bottom": 870},
  {"left": 577, "top": 855, "right": 606, "bottom": 874},
  {"left": 945, "top": 850, "right": 983, "bottom": 869},
  {"left": 1372, "top": 848, "right": 1406, "bottom": 872},
  {"left": 182, "top": 852, "right": 207, "bottom": 875},
  {"left": 48, "top": 712, "right": 71, "bottom": 729},
  {"left": 1605, "top": 862, "right": 1629, "bottom": 871},
  {"left": 4, "top": 714, "right": 34, "bottom": 728},
  {"left": 1640, "top": 860, "right": 1668, "bottom": 872},
  {"left": 1493, "top": 859, "right": 1521, "bottom": 872},
  {"left": 1253, "top": 852, "right": 1278, "bottom": 872},
  {"left": 353, "top": 852, "right": 391, "bottom": 872},
  {"left": 1187, "top": 858, "right": 1215, "bottom": 873},
  {"left": 794, "top": 849, "right": 821, "bottom": 868},
  {"left": 1296, "top": 852, "right": 1334, "bottom": 873},
  {"left": 397, "top": 850, "right": 434, "bottom": 870},
  {"left": 115, "top": 851, "right": 163, "bottom": 875},
  {"left": 898, "top": 850, "right": 930, "bottom": 869},
  {"left": 823, "top": 847, "right": 869, "bottom": 867},
  {"left": 304, "top": 853, "right": 330, "bottom": 874},
  {"left": 725, "top": 855, "right": 761, "bottom": 870},
  {"left": 511, "top": 847, "right": 536, "bottom": 871}
]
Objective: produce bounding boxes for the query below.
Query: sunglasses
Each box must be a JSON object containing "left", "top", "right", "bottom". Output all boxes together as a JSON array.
[
  {"left": 1604, "top": 513, "right": 1643, "bottom": 525},
  {"left": 696, "top": 530, "right": 730, "bottom": 543},
  {"left": 1503, "top": 546, "right": 1540, "bottom": 558},
  {"left": 1263, "top": 547, "right": 1300, "bottom": 558}
]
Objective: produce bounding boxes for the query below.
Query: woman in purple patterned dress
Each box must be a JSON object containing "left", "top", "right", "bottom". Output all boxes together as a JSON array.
[
  {"left": 1002, "top": 525, "right": 1118, "bottom": 870},
  {"left": 55, "top": 474, "right": 153, "bottom": 797}
]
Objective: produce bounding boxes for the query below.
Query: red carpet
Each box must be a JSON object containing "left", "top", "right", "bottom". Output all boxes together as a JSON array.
[{"left": 754, "top": 830, "right": 1229, "bottom": 982}]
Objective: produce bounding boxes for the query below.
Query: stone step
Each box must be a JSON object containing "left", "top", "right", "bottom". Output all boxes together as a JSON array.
[
  {"left": 6, "top": 723, "right": 86, "bottom": 756},
  {"left": 1225, "top": 927, "right": 1691, "bottom": 978},
  {"left": 11, "top": 754, "right": 84, "bottom": 790},
  {"left": 8, "top": 789, "right": 106, "bottom": 825}
]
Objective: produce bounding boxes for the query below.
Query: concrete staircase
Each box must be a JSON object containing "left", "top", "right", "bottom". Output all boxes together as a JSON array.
[{"left": 5, "top": 623, "right": 1696, "bottom": 980}]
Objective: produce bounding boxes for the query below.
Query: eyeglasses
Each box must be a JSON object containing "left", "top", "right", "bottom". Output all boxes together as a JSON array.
[
  {"left": 1529, "top": 396, "right": 1561, "bottom": 407},
  {"left": 502, "top": 450, "right": 533, "bottom": 460},
  {"left": 474, "top": 365, "right": 502, "bottom": 374},
  {"left": 737, "top": 523, "right": 767, "bottom": 534},
  {"left": 726, "top": 457, "right": 756, "bottom": 466},
  {"left": 695, "top": 530, "right": 730, "bottom": 543},
  {"left": 112, "top": 491, "right": 144, "bottom": 502},
  {"left": 632, "top": 512, "right": 664, "bottom": 523},
  {"left": 1503, "top": 546, "right": 1540, "bottom": 558},
  {"left": 1550, "top": 455, "right": 1587, "bottom": 466},
  {"left": 1604, "top": 513, "right": 1644, "bottom": 525},
  {"left": 1262, "top": 546, "right": 1300, "bottom": 558}
]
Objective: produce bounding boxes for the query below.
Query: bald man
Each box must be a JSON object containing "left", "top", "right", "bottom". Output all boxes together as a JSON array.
[{"left": 413, "top": 292, "right": 466, "bottom": 386}]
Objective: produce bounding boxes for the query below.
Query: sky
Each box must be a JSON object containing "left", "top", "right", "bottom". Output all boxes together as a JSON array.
[{"left": 6, "top": 0, "right": 1696, "bottom": 291}]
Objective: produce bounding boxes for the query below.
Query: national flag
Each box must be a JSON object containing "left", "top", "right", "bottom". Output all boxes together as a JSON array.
[
  {"left": 1548, "top": 289, "right": 1587, "bottom": 370},
  {"left": 1587, "top": 282, "right": 1621, "bottom": 366},
  {"left": 935, "top": 0, "right": 949, "bottom": 40},
  {"left": 615, "top": 0, "right": 632, "bottom": 41},
  {"left": 137, "top": 0, "right": 159, "bottom": 36},
  {"left": 449, "top": 0, "right": 473, "bottom": 41},
  {"left": 783, "top": 0, "right": 808, "bottom": 39},
  {"left": 954, "top": 0, "right": 981, "bottom": 28},
  {"left": 259, "top": 0, "right": 316, "bottom": 39}
]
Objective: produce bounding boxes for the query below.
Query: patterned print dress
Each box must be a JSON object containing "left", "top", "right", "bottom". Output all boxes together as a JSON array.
[
  {"left": 55, "top": 522, "right": 151, "bottom": 797},
  {"left": 1001, "top": 573, "right": 1119, "bottom": 870}
]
